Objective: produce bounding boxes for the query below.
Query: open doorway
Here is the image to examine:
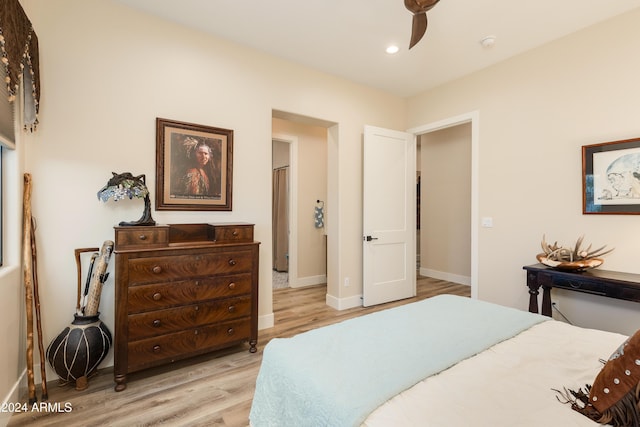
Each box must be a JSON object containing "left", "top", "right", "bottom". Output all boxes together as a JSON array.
[
  {"left": 416, "top": 124, "right": 472, "bottom": 286},
  {"left": 410, "top": 111, "right": 479, "bottom": 299},
  {"left": 272, "top": 113, "right": 329, "bottom": 293},
  {"left": 272, "top": 139, "right": 291, "bottom": 288}
]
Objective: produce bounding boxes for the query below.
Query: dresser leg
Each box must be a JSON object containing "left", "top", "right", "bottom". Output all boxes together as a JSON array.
[{"left": 114, "top": 374, "right": 127, "bottom": 392}]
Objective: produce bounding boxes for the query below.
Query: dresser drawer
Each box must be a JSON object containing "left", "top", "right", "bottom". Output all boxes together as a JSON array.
[
  {"left": 128, "top": 296, "right": 251, "bottom": 340},
  {"left": 127, "top": 318, "right": 251, "bottom": 370},
  {"left": 214, "top": 225, "right": 254, "bottom": 243},
  {"left": 127, "top": 273, "right": 252, "bottom": 313},
  {"left": 115, "top": 226, "right": 169, "bottom": 248},
  {"left": 127, "top": 250, "right": 254, "bottom": 285}
]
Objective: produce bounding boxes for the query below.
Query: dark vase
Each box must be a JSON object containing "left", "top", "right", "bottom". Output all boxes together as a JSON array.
[{"left": 46, "top": 313, "right": 112, "bottom": 390}]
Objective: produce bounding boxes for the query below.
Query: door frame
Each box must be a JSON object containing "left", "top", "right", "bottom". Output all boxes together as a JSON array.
[
  {"left": 272, "top": 133, "right": 299, "bottom": 287},
  {"left": 408, "top": 111, "right": 479, "bottom": 299}
]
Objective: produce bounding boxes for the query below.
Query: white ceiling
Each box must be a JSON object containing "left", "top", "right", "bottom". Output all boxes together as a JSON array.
[{"left": 113, "top": 0, "right": 640, "bottom": 97}]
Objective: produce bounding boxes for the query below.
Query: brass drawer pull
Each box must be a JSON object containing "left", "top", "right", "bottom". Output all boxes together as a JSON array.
[
  {"left": 228, "top": 305, "right": 236, "bottom": 313},
  {"left": 139, "top": 234, "right": 147, "bottom": 241},
  {"left": 152, "top": 345, "right": 161, "bottom": 353},
  {"left": 228, "top": 259, "right": 237, "bottom": 266},
  {"left": 228, "top": 282, "right": 236, "bottom": 290},
  {"left": 232, "top": 230, "right": 239, "bottom": 237},
  {"left": 194, "top": 280, "right": 201, "bottom": 286},
  {"left": 227, "top": 328, "right": 235, "bottom": 336},
  {"left": 152, "top": 319, "right": 161, "bottom": 327},
  {"left": 152, "top": 266, "right": 162, "bottom": 274},
  {"left": 194, "top": 305, "right": 199, "bottom": 311},
  {"left": 152, "top": 292, "right": 162, "bottom": 301},
  {"left": 194, "top": 330, "right": 199, "bottom": 335}
]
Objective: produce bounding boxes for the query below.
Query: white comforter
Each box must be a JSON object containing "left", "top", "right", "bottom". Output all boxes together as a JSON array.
[{"left": 364, "top": 320, "right": 627, "bottom": 426}]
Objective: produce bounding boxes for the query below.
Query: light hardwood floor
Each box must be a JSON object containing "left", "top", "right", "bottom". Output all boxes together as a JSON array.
[{"left": 8, "top": 276, "right": 469, "bottom": 427}]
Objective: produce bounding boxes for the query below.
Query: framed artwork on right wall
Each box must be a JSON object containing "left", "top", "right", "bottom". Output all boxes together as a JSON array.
[{"left": 583, "top": 137, "right": 640, "bottom": 214}]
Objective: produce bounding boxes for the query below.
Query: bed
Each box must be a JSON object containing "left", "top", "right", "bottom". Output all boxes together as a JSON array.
[{"left": 249, "top": 294, "right": 638, "bottom": 426}]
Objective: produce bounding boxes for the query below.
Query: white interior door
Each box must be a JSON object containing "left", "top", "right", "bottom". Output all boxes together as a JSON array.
[{"left": 363, "top": 125, "right": 416, "bottom": 306}]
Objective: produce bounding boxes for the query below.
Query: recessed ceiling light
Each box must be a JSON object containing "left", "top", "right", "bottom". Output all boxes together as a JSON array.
[{"left": 386, "top": 45, "right": 400, "bottom": 54}]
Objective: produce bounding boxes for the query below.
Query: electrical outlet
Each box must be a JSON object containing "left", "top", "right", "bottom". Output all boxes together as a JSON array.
[
  {"left": 481, "top": 217, "right": 493, "bottom": 228},
  {"left": 344, "top": 277, "right": 350, "bottom": 287}
]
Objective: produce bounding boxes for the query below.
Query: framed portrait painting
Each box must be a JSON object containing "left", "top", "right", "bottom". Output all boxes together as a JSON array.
[
  {"left": 583, "top": 137, "right": 640, "bottom": 214},
  {"left": 156, "top": 118, "right": 233, "bottom": 211}
]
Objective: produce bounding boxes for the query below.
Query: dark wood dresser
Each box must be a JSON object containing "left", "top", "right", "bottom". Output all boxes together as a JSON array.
[{"left": 113, "top": 223, "right": 259, "bottom": 391}]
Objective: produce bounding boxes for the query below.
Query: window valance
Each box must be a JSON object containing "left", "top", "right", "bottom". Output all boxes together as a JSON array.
[{"left": 0, "top": 0, "right": 40, "bottom": 131}]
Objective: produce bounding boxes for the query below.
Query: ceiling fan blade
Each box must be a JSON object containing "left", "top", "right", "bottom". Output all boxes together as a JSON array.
[
  {"left": 404, "top": 0, "right": 419, "bottom": 13},
  {"left": 405, "top": 0, "right": 440, "bottom": 14},
  {"left": 419, "top": 0, "right": 440, "bottom": 11},
  {"left": 409, "top": 12, "right": 427, "bottom": 49}
]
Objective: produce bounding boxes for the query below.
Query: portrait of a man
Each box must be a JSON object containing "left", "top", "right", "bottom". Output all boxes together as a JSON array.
[
  {"left": 170, "top": 135, "right": 223, "bottom": 200},
  {"left": 156, "top": 118, "right": 233, "bottom": 211}
]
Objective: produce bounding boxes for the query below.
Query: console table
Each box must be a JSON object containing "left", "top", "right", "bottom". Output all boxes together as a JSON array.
[{"left": 523, "top": 263, "right": 640, "bottom": 316}]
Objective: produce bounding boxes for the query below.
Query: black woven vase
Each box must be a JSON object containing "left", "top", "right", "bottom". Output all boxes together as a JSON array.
[{"left": 46, "top": 313, "right": 112, "bottom": 387}]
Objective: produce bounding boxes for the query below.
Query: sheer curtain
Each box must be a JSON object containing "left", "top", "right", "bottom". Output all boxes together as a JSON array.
[{"left": 272, "top": 167, "right": 289, "bottom": 272}]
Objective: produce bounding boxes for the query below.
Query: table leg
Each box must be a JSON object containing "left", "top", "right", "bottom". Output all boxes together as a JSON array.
[
  {"left": 526, "top": 272, "right": 540, "bottom": 314},
  {"left": 541, "top": 285, "right": 552, "bottom": 317}
]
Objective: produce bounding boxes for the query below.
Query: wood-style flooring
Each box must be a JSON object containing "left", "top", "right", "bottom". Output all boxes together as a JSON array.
[{"left": 8, "top": 276, "right": 470, "bottom": 427}]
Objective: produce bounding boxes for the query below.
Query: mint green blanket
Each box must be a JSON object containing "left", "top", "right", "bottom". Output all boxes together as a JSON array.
[{"left": 250, "top": 294, "right": 547, "bottom": 427}]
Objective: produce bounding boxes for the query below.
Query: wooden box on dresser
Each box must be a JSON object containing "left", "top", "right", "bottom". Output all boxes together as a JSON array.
[{"left": 112, "top": 223, "right": 259, "bottom": 391}]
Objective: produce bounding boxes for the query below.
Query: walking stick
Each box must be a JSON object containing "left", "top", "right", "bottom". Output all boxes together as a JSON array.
[
  {"left": 22, "top": 174, "right": 36, "bottom": 404},
  {"left": 30, "top": 216, "right": 48, "bottom": 401},
  {"left": 83, "top": 240, "right": 114, "bottom": 317},
  {"left": 74, "top": 248, "right": 99, "bottom": 314}
]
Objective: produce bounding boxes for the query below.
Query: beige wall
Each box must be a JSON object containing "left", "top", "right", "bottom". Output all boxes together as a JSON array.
[
  {"left": 272, "top": 118, "right": 328, "bottom": 284},
  {"left": 408, "top": 8, "right": 640, "bottom": 335},
  {"left": 2, "top": 0, "right": 406, "bottom": 401},
  {"left": 420, "top": 124, "right": 472, "bottom": 283},
  {"left": 272, "top": 140, "right": 289, "bottom": 169},
  {"left": 5, "top": 0, "right": 640, "bottom": 410}
]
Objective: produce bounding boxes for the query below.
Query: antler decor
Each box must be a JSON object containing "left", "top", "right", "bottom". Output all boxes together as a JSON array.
[
  {"left": 537, "top": 235, "right": 614, "bottom": 271},
  {"left": 404, "top": 0, "right": 441, "bottom": 49}
]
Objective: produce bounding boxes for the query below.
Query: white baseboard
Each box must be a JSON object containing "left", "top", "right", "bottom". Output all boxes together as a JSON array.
[
  {"left": 290, "top": 274, "right": 326, "bottom": 288},
  {"left": 0, "top": 369, "right": 24, "bottom": 427},
  {"left": 326, "top": 293, "right": 362, "bottom": 311},
  {"left": 258, "top": 312, "right": 274, "bottom": 330},
  {"left": 419, "top": 268, "right": 471, "bottom": 286},
  {"left": 0, "top": 408, "right": 10, "bottom": 427}
]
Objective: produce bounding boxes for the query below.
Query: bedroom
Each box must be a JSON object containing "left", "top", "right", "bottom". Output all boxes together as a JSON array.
[{"left": 2, "top": 0, "right": 640, "bottom": 425}]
